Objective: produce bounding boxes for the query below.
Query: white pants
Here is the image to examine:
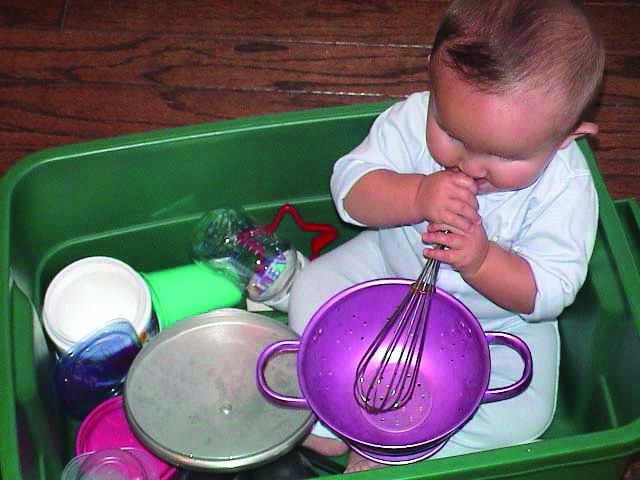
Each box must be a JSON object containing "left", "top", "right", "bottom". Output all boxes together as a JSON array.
[{"left": 288, "top": 231, "right": 559, "bottom": 459}]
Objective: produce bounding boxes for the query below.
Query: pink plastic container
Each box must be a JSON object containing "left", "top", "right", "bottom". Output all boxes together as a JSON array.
[{"left": 76, "top": 396, "right": 177, "bottom": 480}]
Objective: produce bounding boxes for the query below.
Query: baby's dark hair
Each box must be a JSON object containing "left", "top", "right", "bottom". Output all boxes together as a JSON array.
[{"left": 429, "top": 0, "right": 605, "bottom": 135}]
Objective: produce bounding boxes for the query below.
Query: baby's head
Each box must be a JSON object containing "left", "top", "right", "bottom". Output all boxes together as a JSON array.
[{"left": 425, "top": 0, "right": 605, "bottom": 194}]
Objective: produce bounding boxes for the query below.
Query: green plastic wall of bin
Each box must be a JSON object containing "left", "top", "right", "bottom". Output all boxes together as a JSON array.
[
  {"left": 1, "top": 101, "right": 639, "bottom": 480},
  {"left": 614, "top": 199, "right": 640, "bottom": 278}
]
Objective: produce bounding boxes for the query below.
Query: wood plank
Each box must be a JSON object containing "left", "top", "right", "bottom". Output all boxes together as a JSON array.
[
  {"left": 62, "top": 1, "right": 640, "bottom": 53},
  {"left": 603, "top": 54, "right": 640, "bottom": 102},
  {"left": 586, "top": 4, "right": 640, "bottom": 53},
  {"left": 63, "top": 0, "right": 447, "bottom": 46},
  {"left": 1, "top": 82, "right": 637, "bottom": 200},
  {"left": 0, "top": 30, "right": 430, "bottom": 97},
  {"left": 0, "top": 83, "right": 385, "bottom": 177},
  {"left": 0, "top": 1, "right": 65, "bottom": 30},
  {"left": 2, "top": 30, "right": 639, "bottom": 104}
]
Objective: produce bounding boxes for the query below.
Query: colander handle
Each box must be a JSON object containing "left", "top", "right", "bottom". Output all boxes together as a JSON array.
[
  {"left": 256, "top": 339, "right": 309, "bottom": 408},
  {"left": 482, "top": 331, "right": 533, "bottom": 403}
]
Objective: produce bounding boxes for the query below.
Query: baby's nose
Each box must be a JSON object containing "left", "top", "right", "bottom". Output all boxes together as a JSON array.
[{"left": 458, "top": 156, "right": 486, "bottom": 178}]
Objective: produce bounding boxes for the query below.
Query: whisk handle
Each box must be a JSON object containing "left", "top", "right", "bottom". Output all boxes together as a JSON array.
[
  {"left": 256, "top": 339, "right": 309, "bottom": 408},
  {"left": 481, "top": 332, "right": 533, "bottom": 403}
]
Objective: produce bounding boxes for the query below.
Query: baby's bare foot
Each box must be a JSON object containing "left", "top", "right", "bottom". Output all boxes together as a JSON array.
[
  {"left": 344, "top": 450, "right": 385, "bottom": 474},
  {"left": 302, "top": 434, "right": 349, "bottom": 457}
]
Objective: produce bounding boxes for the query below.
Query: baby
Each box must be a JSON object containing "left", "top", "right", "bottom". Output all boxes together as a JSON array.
[{"left": 289, "top": 0, "right": 605, "bottom": 473}]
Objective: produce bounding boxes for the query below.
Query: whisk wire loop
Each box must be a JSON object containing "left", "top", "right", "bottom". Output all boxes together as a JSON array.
[{"left": 354, "top": 246, "right": 443, "bottom": 414}]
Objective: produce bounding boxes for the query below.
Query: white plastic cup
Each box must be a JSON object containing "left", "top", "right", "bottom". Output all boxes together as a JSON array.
[{"left": 43, "top": 256, "right": 153, "bottom": 354}]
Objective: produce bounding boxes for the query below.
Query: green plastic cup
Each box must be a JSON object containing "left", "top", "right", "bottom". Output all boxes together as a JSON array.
[{"left": 140, "top": 264, "right": 243, "bottom": 331}]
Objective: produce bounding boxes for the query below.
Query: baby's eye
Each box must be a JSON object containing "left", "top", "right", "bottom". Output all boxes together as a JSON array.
[
  {"left": 496, "top": 154, "right": 519, "bottom": 162},
  {"left": 447, "top": 133, "right": 464, "bottom": 146}
]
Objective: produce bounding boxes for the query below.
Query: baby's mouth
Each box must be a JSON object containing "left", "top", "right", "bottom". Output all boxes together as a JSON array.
[
  {"left": 474, "top": 178, "right": 493, "bottom": 194},
  {"left": 474, "top": 178, "right": 487, "bottom": 186}
]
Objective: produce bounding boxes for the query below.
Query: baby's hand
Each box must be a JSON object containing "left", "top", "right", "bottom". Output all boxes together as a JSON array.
[
  {"left": 422, "top": 222, "right": 489, "bottom": 276},
  {"left": 415, "top": 170, "right": 480, "bottom": 232}
]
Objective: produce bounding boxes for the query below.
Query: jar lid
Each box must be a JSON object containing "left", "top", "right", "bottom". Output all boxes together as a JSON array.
[{"left": 54, "top": 320, "right": 141, "bottom": 420}]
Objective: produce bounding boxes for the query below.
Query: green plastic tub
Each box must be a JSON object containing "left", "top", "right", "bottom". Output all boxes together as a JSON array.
[
  {"left": 1, "top": 102, "right": 639, "bottom": 480},
  {"left": 614, "top": 198, "right": 640, "bottom": 280}
]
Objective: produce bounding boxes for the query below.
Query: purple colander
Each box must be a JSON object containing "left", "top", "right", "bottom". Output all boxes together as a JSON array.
[{"left": 257, "top": 278, "right": 532, "bottom": 464}]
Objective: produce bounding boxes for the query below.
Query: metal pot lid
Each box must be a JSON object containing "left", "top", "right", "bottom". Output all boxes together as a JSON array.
[{"left": 123, "top": 308, "right": 315, "bottom": 473}]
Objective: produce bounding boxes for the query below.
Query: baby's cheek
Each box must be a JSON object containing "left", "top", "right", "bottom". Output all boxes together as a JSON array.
[
  {"left": 494, "top": 164, "right": 544, "bottom": 191},
  {"left": 427, "top": 130, "right": 451, "bottom": 167}
]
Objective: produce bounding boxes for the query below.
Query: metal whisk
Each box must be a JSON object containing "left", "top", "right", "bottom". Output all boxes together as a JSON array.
[{"left": 354, "top": 245, "right": 444, "bottom": 414}]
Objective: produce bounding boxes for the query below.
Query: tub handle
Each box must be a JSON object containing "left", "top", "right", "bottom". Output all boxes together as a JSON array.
[
  {"left": 482, "top": 331, "right": 533, "bottom": 403},
  {"left": 256, "top": 339, "right": 309, "bottom": 408}
]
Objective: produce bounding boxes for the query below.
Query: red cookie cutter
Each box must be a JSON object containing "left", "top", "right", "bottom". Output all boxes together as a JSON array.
[{"left": 264, "top": 204, "right": 339, "bottom": 260}]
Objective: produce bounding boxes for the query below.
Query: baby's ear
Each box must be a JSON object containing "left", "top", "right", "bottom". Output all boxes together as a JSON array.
[{"left": 559, "top": 122, "right": 598, "bottom": 149}]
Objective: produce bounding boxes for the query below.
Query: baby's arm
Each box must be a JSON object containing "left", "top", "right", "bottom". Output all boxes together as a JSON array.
[
  {"left": 331, "top": 92, "right": 479, "bottom": 231},
  {"left": 424, "top": 225, "right": 536, "bottom": 313},
  {"left": 464, "top": 242, "right": 537, "bottom": 313},
  {"left": 424, "top": 167, "right": 598, "bottom": 318},
  {"left": 344, "top": 169, "right": 480, "bottom": 231}
]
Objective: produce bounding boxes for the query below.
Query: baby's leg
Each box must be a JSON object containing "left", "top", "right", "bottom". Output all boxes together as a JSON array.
[
  {"left": 289, "top": 230, "right": 387, "bottom": 336},
  {"left": 432, "top": 319, "right": 560, "bottom": 458}
]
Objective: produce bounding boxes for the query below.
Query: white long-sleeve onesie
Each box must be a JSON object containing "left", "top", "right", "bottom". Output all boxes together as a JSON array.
[{"left": 288, "top": 91, "right": 598, "bottom": 458}]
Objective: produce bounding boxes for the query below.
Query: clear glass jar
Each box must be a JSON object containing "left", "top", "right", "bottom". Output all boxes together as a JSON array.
[{"left": 191, "top": 207, "right": 304, "bottom": 306}]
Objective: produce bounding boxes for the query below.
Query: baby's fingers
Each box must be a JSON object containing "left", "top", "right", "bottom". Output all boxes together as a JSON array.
[
  {"left": 422, "top": 229, "right": 455, "bottom": 248},
  {"left": 440, "top": 205, "right": 480, "bottom": 232},
  {"left": 423, "top": 242, "right": 458, "bottom": 267},
  {"left": 426, "top": 223, "right": 451, "bottom": 234},
  {"left": 451, "top": 172, "right": 479, "bottom": 196}
]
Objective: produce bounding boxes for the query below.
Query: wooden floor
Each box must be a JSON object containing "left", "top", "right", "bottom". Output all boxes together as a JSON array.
[
  {"left": 0, "top": 0, "right": 639, "bottom": 477},
  {"left": 0, "top": 0, "right": 638, "bottom": 202}
]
